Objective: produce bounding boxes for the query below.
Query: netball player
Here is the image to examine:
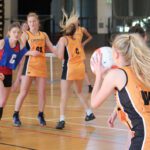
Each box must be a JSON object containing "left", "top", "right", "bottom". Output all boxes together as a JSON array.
[
  {"left": 0, "top": 22, "right": 39, "bottom": 120},
  {"left": 55, "top": 11, "right": 95, "bottom": 129},
  {"left": 91, "top": 33, "right": 150, "bottom": 149},
  {"left": 13, "top": 12, "right": 56, "bottom": 127},
  {"left": 61, "top": 9, "right": 93, "bottom": 93},
  {"left": 74, "top": 19, "right": 93, "bottom": 93},
  {"left": 108, "top": 25, "right": 147, "bottom": 129}
]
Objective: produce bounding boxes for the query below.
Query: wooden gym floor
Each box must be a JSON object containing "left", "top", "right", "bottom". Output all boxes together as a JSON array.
[{"left": 0, "top": 51, "right": 129, "bottom": 150}]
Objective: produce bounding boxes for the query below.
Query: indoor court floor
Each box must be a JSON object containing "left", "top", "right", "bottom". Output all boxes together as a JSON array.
[{"left": 0, "top": 51, "right": 129, "bottom": 150}]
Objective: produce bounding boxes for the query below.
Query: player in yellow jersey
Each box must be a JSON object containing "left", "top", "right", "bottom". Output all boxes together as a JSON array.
[
  {"left": 13, "top": 12, "right": 56, "bottom": 127},
  {"left": 91, "top": 33, "right": 150, "bottom": 150},
  {"left": 74, "top": 18, "right": 93, "bottom": 93},
  {"left": 55, "top": 10, "right": 95, "bottom": 129},
  {"left": 61, "top": 9, "right": 93, "bottom": 93}
]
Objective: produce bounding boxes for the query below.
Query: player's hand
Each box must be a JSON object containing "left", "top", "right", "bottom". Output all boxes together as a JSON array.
[
  {"left": 25, "top": 51, "right": 41, "bottom": 57},
  {"left": 130, "top": 130, "right": 135, "bottom": 138},
  {"left": 107, "top": 111, "right": 117, "bottom": 128},
  {"left": 30, "top": 51, "right": 41, "bottom": 56},
  {"left": 0, "top": 73, "right": 4, "bottom": 80}
]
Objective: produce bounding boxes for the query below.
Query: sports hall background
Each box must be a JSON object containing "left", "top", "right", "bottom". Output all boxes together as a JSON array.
[{"left": 1, "top": 0, "right": 150, "bottom": 48}]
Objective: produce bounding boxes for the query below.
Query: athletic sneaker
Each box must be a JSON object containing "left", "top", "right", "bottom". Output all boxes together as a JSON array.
[
  {"left": 38, "top": 113, "right": 46, "bottom": 126},
  {"left": 13, "top": 114, "right": 21, "bottom": 127},
  {"left": 56, "top": 121, "right": 65, "bottom": 129},
  {"left": 85, "top": 113, "right": 96, "bottom": 121}
]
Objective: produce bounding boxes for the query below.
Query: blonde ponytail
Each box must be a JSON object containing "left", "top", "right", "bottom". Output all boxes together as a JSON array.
[{"left": 113, "top": 33, "right": 150, "bottom": 88}]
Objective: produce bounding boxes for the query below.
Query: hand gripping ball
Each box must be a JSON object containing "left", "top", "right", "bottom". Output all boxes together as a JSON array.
[{"left": 90, "top": 47, "right": 115, "bottom": 73}]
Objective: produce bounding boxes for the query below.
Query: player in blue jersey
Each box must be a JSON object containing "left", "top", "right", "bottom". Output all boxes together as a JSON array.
[{"left": 0, "top": 22, "right": 40, "bottom": 120}]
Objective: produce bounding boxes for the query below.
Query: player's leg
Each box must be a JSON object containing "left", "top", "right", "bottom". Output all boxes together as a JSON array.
[
  {"left": 35, "top": 77, "right": 47, "bottom": 126},
  {"left": 56, "top": 80, "right": 73, "bottom": 129},
  {"left": 13, "top": 76, "right": 33, "bottom": 126},
  {"left": 0, "top": 75, "right": 12, "bottom": 120},
  {"left": 84, "top": 62, "right": 93, "bottom": 93},
  {"left": 74, "top": 80, "right": 95, "bottom": 121}
]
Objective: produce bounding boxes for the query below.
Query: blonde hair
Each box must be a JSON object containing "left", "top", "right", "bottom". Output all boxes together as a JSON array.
[
  {"left": 27, "top": 12, "right": 39, "bottom": 21},
  {"left": 60, "top": 9, "right": 78, "bottom": 34},
  {"left": 27, "top": 12, "right": 40, "bottom": 30},
  {"left": 113, "top": 33, "right": 150, "bottom": 88}
]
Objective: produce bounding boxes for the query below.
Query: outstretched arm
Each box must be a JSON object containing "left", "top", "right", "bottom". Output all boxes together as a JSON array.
[{"left": 44, "top": 32, "right": 57, "bottom": 56}]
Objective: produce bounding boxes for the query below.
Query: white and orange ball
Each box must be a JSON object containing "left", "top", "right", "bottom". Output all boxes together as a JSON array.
[{"left": 90, "top": 47, "right": 115, "bottom": 73}]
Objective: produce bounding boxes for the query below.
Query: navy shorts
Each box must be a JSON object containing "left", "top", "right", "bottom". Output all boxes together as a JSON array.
[{"left": 2, "top": 74, "right": 12, "bottom": 87}]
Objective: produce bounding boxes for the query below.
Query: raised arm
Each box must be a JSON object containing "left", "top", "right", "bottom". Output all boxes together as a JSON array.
[
  {"left": 91, "top": 70, "right": 117, "bottom": 108},
  {"left": 90, "top": 51, "right": 126, "bottom": 108},
  {"left": 82, "top": 27, "right": 92, "bottom": 47}
]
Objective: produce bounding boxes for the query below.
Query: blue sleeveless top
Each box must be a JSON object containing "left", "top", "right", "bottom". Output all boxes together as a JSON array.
[{"left": 0, "top": 38, "right": 28, "bottom": 70}]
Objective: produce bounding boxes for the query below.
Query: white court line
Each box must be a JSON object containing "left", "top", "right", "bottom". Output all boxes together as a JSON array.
[
  {"left": 64, "top": 122, "right": 127, "bottom": 132},
  {"left": 2, "top": 116, "right": 127, "bottom": 132},
  {"left": 6, "top": 104, "right": 81, "bottom": 108},
  {"left": 3, "top": 116, "right": 111, "bottom": 121},
  {"left": 6, "top": 104, "right": 115, "bottom": 110}
]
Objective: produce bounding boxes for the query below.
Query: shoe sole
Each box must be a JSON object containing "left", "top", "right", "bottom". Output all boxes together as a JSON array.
[
  {"left": 13, "top": 123, "right": 21, "bottom": 127},
  {"left": 39, "top": 123, "right": 46, "bottom": 127},
  {"left": 85, "top": 117, "right": 96, "bottom": 121},
  {"left": 56, "top": 126, "right": 65, "bottom": 130},
  {"left": 56, "top": 124, "right": 65, "bottom": 130}
]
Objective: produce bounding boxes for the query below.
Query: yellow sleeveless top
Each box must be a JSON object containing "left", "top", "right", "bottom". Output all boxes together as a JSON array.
[
  {"left": 24, "top": 31, "right": 47, "bottom": 77},
  {"left": 65, "top": 36, "right": 85, "bottom": 63}
]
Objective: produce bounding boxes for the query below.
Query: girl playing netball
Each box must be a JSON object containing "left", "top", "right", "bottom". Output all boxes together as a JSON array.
[
  {"left": 0, "top": 22, "right": 39, "bottom": 120},
  {"left": 13, "top": 12, "right": 56, "bottom": 127},
  {"left": 91, "top": 33, "right": 150, "bottom": 149},
  {"left": 55, "top": 11, "right": 95, "bottom": 129}
]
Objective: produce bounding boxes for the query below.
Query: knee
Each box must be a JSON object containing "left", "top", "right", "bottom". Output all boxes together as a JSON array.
[
  {"left": 76, "top": 90, "right": 82, "bottom": 96},
  {"left": 0, "top": 100, "right": 6, "bottom": 107},
  {"left": 19, "top": 89, "right": 28, "bottom": 97}
]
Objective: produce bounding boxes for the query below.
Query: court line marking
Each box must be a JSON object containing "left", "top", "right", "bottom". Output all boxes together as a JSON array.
[
  {"left": 2, "top": 116, "right": 127, "bottom": 132},
  {"left": 0, "top": 124, "right": 126, "bottom": 146},
  {"left": 6, "top": 104, "right": 115, "bottom": 110},
  {"left": 0, "top": 142, "right": 37, "bottom": 150}
]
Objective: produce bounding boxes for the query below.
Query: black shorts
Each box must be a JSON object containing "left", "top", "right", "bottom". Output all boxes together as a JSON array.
[
  {"left": 3, "top": 74, "right": 12, "bottom": 87},
  {"left": 61, "top": 60, "right": 68, "bottom": 80}
]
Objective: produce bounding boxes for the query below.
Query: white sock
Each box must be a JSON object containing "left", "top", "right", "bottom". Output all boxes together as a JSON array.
[
  {"left": 60, "top": 115, "right": 65, "bottom": 121},
  {"left": 86, "top": 109, "right": 93, "bottom": 116}
]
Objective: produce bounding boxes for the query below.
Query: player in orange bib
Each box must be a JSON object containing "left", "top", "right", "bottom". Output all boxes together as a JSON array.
[
  {"left": 91, "top": 33, "right": 150, "bottom": 150},
  {"left": 13, "top": 12, "right": 56, "bottom": 127},
  {"left": 74, "top": 18, "right": 93, "bottom": 93},
  {"left": 55, "top": 10, "right": 95, "bottom": 129},
  {"left": 107, "top": 25, "right": 148, "bottom": 148}
]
